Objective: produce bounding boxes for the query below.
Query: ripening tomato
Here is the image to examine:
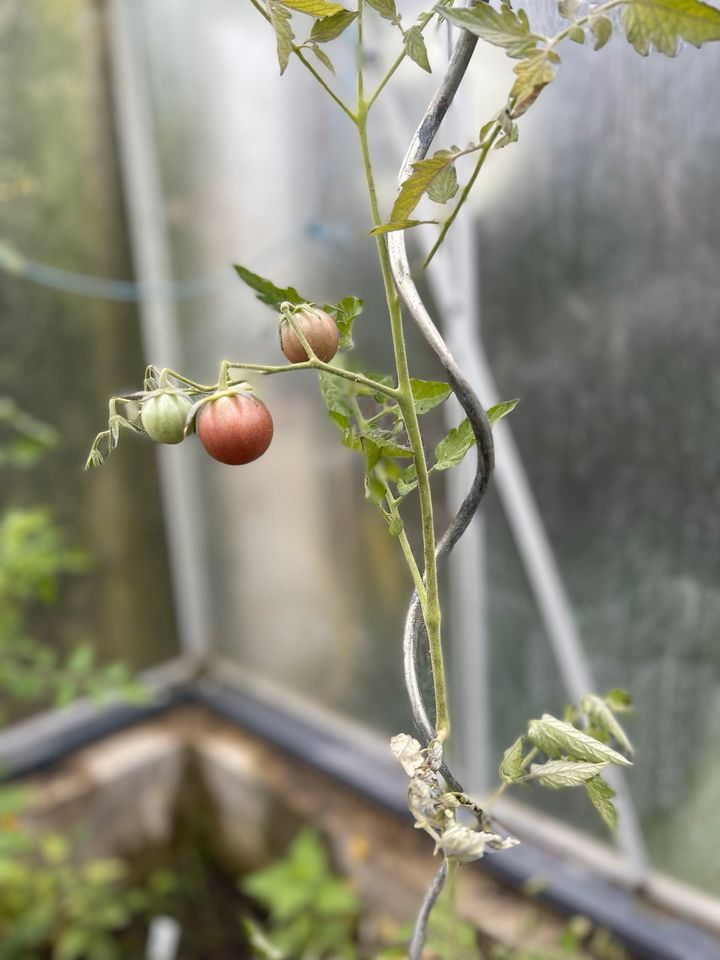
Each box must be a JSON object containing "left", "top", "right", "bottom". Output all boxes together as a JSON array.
[
  {"left": 140, "top": 390, "right": 192, "bottom": 444},
  {"left": 197, "top": 392, "right": 273, "bottom": 465},
  {"left": 280, "top": 307, "right": 339, "bottom": 364}
]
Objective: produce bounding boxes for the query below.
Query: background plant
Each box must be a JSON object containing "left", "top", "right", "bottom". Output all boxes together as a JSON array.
[{"left": 85, "top": 0, "right": 720, "bottom": 953}]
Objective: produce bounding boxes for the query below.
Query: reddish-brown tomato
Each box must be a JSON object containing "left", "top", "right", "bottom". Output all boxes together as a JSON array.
[
  {"left": 280, "top": 307, "right": 340, "bottom": 364},
  {"left": 197, "top": 393, "right": 273, "bottom": 465}
]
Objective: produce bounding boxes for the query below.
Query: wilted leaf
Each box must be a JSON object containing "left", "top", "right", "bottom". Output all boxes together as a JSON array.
[
  {"left": 511, "top": 51, "right": 557, "bottom": 117},
  {"left": 389, "top": 146, "right": 470, "bottom": 222}
]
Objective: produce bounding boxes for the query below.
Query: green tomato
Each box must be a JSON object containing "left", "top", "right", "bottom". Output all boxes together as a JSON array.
[{"left": 140, "top": 390, "right": 192, "bottom": 445}]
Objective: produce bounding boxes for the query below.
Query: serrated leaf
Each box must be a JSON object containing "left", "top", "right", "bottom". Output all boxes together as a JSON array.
[
  {"left": 330, "top": 295, "right": 363, "bottom": 349},
  {"left": 591, "top": 15, "right": 613, "bottom": 49},
  {"left": 487, "top": 398, "right": 519, "bottom": 425},
  {"left": 434, "top": 418, "right": 475, "bottom": 471},
  {"left": 404, "top": 25, "right": 431, "bottom": 72},
  {"left": 410, "top": 378, "right": 452, "bottom": 414},
  {"left": 309, "top": 42, "right": 335, "bottom": 71},
  {"left": 310, "top": 8, "right": 358, "bottom": 41},
  {"left": 365, "top": 0, "right": 401, "bottom": 24},
  {"left": 527, "top": 760, "right": 609, "bottom": 788},
  {"left": 396, "top": 463, "right": 417, "bottom": 496},
  {"left": 267, "top": 0, "right": 294, "bottom": 73},
  {"left": 584, "top": 775, "right": 617, "bottom": 831},
  {"left": 568, "top": 24, "right": 585, "bottom": 42},
  {"left": 436, "top": 3, "right": 541, "bottom": 57},
  {"left": 500, "top": 736, "right": 526, "bottom": 783},
  {"left": 427, "top": 164, "right": 459, "bottom": 204},
  {"left": 234, "top": 264, "right": 305, "bottom": 308},
  {"left": 622, "top": 0, "right": 720, "bottom": 55},
  {"left": 580, "top": 694, "right": 634, "bottom": 756},
  {"left": 527, "top": 714, "right": 632, "bottom": 766},
  {"left": 369, "top": 218, "right": 438, "bottom": 235},
  {"left": 511, "top": 51, "right": 557, "bottom": 117},
  {"left": 280, "top": 0, "right": 346, "bottom": 16},
  {"left": 390, "top": 146, "right": 470, "bottom": 223}
]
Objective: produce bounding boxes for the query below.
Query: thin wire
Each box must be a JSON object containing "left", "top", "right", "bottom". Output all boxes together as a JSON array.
[{"left": 0, "top": 219, "right": 348, "bottom": 303}]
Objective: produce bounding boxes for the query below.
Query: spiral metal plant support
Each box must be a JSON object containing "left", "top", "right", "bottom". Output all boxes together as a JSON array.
[{"left": 387, "top": 29, "right": 501, "bottom": 956}]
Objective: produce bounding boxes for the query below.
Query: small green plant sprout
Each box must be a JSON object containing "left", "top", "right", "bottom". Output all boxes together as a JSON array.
[
  {"left": 242, "top": 828, "right": 361, "bottom": 960},
  {"left": 85, "top": 0, "right": 720, "bottom": 953}
]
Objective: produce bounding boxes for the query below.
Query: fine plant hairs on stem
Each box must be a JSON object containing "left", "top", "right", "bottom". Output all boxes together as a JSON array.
[{"left": 388, "top": 29, "right": 494, "bottom": 794}]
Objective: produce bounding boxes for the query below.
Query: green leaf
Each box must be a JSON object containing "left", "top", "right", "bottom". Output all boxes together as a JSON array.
[
  {"left": 526, "top": 760, "right": 609, "bottom": 788},
  {"left": 396, "top": 463, "right": 417, "bottom": 496},
  {"left": 310, "top": 9, "right": 358, "bottom": 41},
  {"left": 622, "top": 0, "right": 720, "bottom": 55},
  {"left": 410, "top": 379, "right": 452, "bottom": 414},
  {"left": 605, "top": 688, "right": 632, "bottom": 711},
  {"left": 319, "top": 371, "right": 355, "bottom": 419},
  {"left": 527, "top": 714, "right": 632, "bottom": 766},
  {"left": 267, "top": 0, "right": 295, "bottom": 74},
  {"left": 365, "top": 0, "right": 401, "bottom": 24},
  {"left": 234, "top": 265, "right": 305, "bottom": 308},
  {"left": 500, "top": 736, "right": 526, "bottom": 783},
  {"left": 309, "top": 42, "right": 335, "bottom": 72},
  {"left": 330, "top": 295, "right": 363, "bottom": 349},
  {"left": 404, "top": 26, "right": 431, "bottom": 72},
  {"left": 568, "top": 24, "right": 585, "bottom": 42},
  {"left": 558, "top": 0, "right": 580, "bottom": 18},
  {"left": 487, "top": 397, "right": 519, "bottom": 425},
  {"left": 511, "top": 51, "right": 558, "bottom": 117},
  {"left": 580, "top": 694, "right": 634, "bottom": 755},
  {"left": 280, "top": 0, "right": 346, "bottom": 16},
  {"left": 369, "top": 219, "right": 438, "bottom": 236},
  {"left": 365, "top": 474, "right": 386, "bottom": 504},
  {"left": 427, "top": 164, "right": 459, "bottom": 204},
  {"left": 435, "top": 3, "right": 541, "bottom": 57},
  {"left": 584, "top": 775, "right": 617, "bottom": 831},
  {"left": 591, "top": 15, "right": 613, "bottom": 49},
  {"left": 434, "top": 418, "right": 475, "bottom": 471},
  {"left": 390, "top": 146, "right": 470, "bottom": 223}
]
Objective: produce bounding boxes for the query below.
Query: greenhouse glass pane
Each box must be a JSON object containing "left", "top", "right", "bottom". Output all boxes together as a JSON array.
[
  {"left": 0, "top": 0, "right": 178, "bottom": 720},
  {"left": 472, "top": 15, "right": 720, "bottom": 895}
]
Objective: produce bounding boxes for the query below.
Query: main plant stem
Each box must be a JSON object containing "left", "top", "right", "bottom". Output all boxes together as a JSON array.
[{"left": 356, "top": 6, "right": 449, "bottom": 739}]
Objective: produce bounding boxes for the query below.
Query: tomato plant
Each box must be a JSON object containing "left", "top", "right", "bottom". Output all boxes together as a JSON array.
[{"left": 84, "top": 0, "right": 720, "bottom": 953}]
